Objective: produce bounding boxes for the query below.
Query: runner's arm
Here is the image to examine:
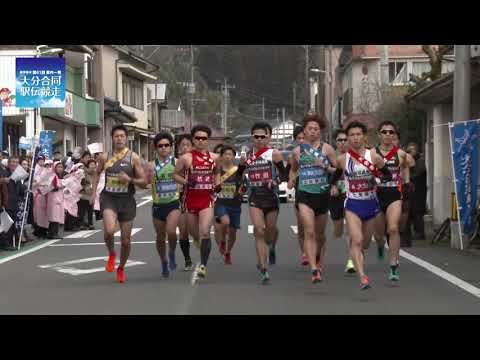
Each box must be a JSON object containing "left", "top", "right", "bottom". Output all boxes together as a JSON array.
[
  {"left": 325, "top": 144, "right": 338, "bottom": 174},
  {"left": 288, "top": 148, "right": 300, "bottom": 189},
  {"left": 272, "top": 149, "right": 288, "bottom": 182},
  {"left": 173, "top": 154, "right": 188, "bottom": 185},
  {"left": 373, "top": 153, "right": 393, "bottom": 182},
  {"left": 126, "top": 153, "right": 147, "bottom": 188}
]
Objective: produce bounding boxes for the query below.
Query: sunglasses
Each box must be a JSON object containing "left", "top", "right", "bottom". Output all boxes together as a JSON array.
[
  {"left": 157, "top": 143, "right": 171, "bottom": 149},
  {"left": 336, "top": 138, "right": 347, "bottom": 142},
  {"left": 380, "top": 130, "right": 396, "bottom": 135},
  {"left": 253, "top": 135, "right": 267, "bottom": 140},
  {"left": 194, "top": 136, "right": 208, "bottom": 141}
]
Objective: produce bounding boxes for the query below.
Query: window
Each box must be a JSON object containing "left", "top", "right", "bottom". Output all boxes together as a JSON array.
[
  {"left": 122, "top": 74, "right": 144, "bottom": 110},
  {"left": 412, "top": 61, "right": 431, "bottom": 78},
  {"left": 389, "top": 61, "right": 407, "bottom": 85}
]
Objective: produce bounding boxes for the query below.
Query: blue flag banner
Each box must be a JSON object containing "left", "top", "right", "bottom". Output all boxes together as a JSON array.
[
  {"left": 0, "top": 102, "right": 3, "bottom": 150},
  {"left": 451, "top": 121, "right": 479, "bottom": 235},
  {"left": 39, "top": 130, "right": 55, "bottom": 160},
  {"left": 15, "top": 57, "right": 66, "bottom": 108}
]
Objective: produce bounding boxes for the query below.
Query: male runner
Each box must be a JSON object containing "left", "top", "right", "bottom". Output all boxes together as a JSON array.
[
  {"left": 329, "top": 129, "right": 355, "bottom": 274},
  {"left": 244, "top": 122, "right": 288, "bottom": 284},
  {"left": 287, "top": 126, "right": 307, "bottom": 266},
  {"left": 175, "top": 134, "right": 194, "bottom": 271},
  {"left": 289, "top": 114, "right": 337, "bottom": 283},
  {"left": 91, "top": 125, "right": 147, "bottom": 283},
  {"left": 146, "top": 132, "right": 181, "bottom": 278},
  {"left": 214, "top": 145, "right": 246, "bottom": 265},
  {"left": 173, "top": 125, "right": 220, "bottom": 283},
  {"left": 331, "top": 121, "right": 392, "bottom": 289},
  {"left": 372, "top": 121, "right": 412, "bottom": 281}
]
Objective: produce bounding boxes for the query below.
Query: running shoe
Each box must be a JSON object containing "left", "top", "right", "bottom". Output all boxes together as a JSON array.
[
  {"left": 184, "top": 259, "right": 193, "bottom": 272},
  {"left": 162, "top": 261, "right": 170, "bottom": 278},
  {"left": 388, "top": 266, "right": 400, "bottom": 282},
  {"left": 345, "top": 259, "right": 356, "bottom": 274},
  {"left": 116, "top": 267, "right": 126, "bottom": 283},
  {"left": 168, "top": 250, "right": 177, "bottom": 271},
  {"left": 224, "top": 253, "right": 232, "bottom": 265},
  {"left": 106, "top": 253, "right": 116, "bottom": 273},
  {"left": 260, "top": 269, "right": 270, "bottom": 285},
  {"left": 360, "top": 275, "right": 370, "bottom": 290},
  {"left": 268, "top": 247, "right": 276, "bottom": 266},
  {"left": 219, "top": 241, "right": 226, "bottom": 255},
  {"left": 197, "top": 264, "right": 207, "bottom": 279},
  {"left": 311, "top": 269, "right": 322, "bottom": 283},
  {"left": 377, "top": 246, "right": 385, "bottom": 261},
  {"left": 301, "top": 254, "right": 309, "bottom": 266},
  {"left": 190, "top": 263, "right": 200, "bottom": 285}
]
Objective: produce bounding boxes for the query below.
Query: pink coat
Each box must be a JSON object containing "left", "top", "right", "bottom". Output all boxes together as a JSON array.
[
  {"left": 47, "top": 176, "right": 65, "bottom": 224},
  {"left": 33, "top": 192, "right": 49, "bottom": 229}
]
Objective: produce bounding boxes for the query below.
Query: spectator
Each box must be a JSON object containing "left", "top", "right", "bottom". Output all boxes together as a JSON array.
[
  {"left": 3, "top": 157, "right": 28, "bottom": 247},
  {"left": 78, "top": 159, "right": 96, "bottom": 230},
  {"left": 47, "top": 162, "right": 65, "bottom": 239},
  {"left": 80, "top": 151, "right": 91, "bottom": 167},
  {"left": 405, "top": 142, "right": 427, "bottom": 243},
  {"left": 1, "top": 150, "right": 9, "bottom": 168},
  {"left": 0, "top": 162, "right": 10, "bottom": 250},
  {"left": 32, "top": 155, "right": 49, "bottom": 238},
  {"left": 53, "top": 151, "right": 62, "bottom": 162}
]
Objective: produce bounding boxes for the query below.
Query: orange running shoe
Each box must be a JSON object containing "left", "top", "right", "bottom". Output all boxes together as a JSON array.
[
  {"left": 360, "top": 275, "right": 370, "bottom": 290},
  {"left": 106, "top": 253, "right": 116, "bottom": 273},
  {"left": 116, "top": 267, "right": 126, "bottom": 283},
  {"left": 311, "top": 269, "right": 322, "bottom": 284},
  {"left": 224, "top": 253, "right": 232, "bottom": 265}
]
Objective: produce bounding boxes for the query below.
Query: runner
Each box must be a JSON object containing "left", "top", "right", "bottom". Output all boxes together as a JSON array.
[
  {"left": 372, "top": 121, "right": 412, "bottom": 282},
  {"left": 173, "top": 125, "right": 220, "bottom": 283},
  {"left": 244, "top": 121, "right": 289, "bottom": 284},
  {"left": 289, "top": 114, "right": 337, "bottom": 283},
  {"left": 146, "top": 132, "right": 181, "bottom": 278},
  {"left": 329, "top": 129, "right": 355, "bottom": 274},
  {"left": 287, "top": 126, "right": 307, "bottom": 266},
  {"left": 175, "top": 134, "right": 194, "bottom": 271},
  {"left": 212, "top": 143, "right": 225, "bottom": 254},
  {"left": 91, "top": 125, "right": 147, "bottom": 283},
  {"left": 331, "top": 121, "right": 392, "bottom": 289},
  {"left": 214, "top": 145, "right": 246, "bottom": 265}
]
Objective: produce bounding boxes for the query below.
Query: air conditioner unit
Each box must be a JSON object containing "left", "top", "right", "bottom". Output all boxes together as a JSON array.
[{"left": 471, "top": 45, "right": 480, "bottom": 58}]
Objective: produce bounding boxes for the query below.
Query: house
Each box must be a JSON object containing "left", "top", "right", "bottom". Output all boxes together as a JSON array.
[
  {"left": 334, "top": 45, "right": 455, "bottom": 143},
  {"left": 406, "top": 61, "right": 480, "bottom": 234},
  {"left": 100, "top": 45, "right": 158, "bottom": 159}
]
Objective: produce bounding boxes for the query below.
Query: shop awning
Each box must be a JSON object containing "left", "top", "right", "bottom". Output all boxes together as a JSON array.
[{"left": 117, "top": 63, "right": 157, "bottom": 81}]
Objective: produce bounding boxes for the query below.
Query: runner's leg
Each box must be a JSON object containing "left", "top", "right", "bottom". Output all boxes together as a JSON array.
[
  {"left": 374, "top": 211, "right": 386, "bottom": 248},
  {"left": 298, "top": 203, "right": 317, "bottom": 270},
  {"left": 295, "top": 207, "right": 305, "bottom": 254},
  {"left": 166, "top": 209, "right": 181, "bottom": 271},
  {"left": 249, "top": 206, "right": 268, "bottom": 269},
  {"left": 265, "top": 209, "right": 279, "bottom": 264},
  {"left": 103, "top": 209, "right": 117, "bottom": 256},
  {"left": 315, "top": 214, "right": 328, "bottom": 269},
  {"left": 118, "top": 221, "right": 133, "bottom": 269},
  {"left": 385, "top": 201, "right": 402, "bottom": 266},
  {"left": 345, "top": 210, "right": 365, "bottom": 278},
  {"left": 153, "top": 217, "right": 167, "bottom": 262},
  {"left": 198, "top": 207, "right": 214, "bottom": 267}
]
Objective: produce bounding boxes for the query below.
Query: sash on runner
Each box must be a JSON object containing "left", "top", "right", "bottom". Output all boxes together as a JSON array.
[
  {"left": 155, "top": 156, "right": 173, "bottom": 173},
  {"left": 192, "top": 150, "right": 215, "bottom": 167},
  {"left": 245, "top": 147, "right": 270, "bottom": 167},
  {"left": 378, "top": 146, "right": 399, "bottom": 161},
  {"left": 300, "top": 143, "right": 329, "bottom": 167},
  {"left": 219, "top": 166, "right": 238, "bottom": 184},
  {"left": 103, "top": 147, "right": 129, "bottom": 172},
  {"left": 347, "top": 149, "right": 382, "bottom": 178}
]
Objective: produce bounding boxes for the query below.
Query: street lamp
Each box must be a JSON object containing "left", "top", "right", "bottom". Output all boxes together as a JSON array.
[{"left": 309, "top": 66, "right": 330, "bottom": 143}]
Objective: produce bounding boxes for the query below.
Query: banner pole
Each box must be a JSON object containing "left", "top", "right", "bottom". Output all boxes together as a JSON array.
[
  {"left": 17, "top": 144, "right": 37, "bottom": 251},
  {"left": 448, "top": 123, "right": 464, "bottom": 250}
]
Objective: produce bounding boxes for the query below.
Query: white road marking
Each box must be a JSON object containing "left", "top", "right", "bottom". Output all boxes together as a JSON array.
[
  {"left": 136, "top": 198, "right": 152, "bottom": 208},
  {"left": 399, "top": 249, "right": 480, "bottom": 298},
  {"left": 64, "top": 230, "right": 102, "bottom": 239},
  {"left": 0, "top": 239, "right": 61, "bottom": 265},
  {"left": 248, "top": 225, "right": 254, "bottom": 234},
  {"left": 142, "top": 196, "right": 153, "bottom": 200},
  {"left": 38, "top": 256, "right": 145, "bottom": 276},
  {"left": 175, "top": 228, "right": 215, "bottom": 235},
  {"left": 114, "top": 228, "right": 142, "bottom": 237},
  {"left": 49, "top": 240, "right": 194, "bottom": 247},
  {"left": 291, "top": 225, "right": 298, "bottom": 234}
]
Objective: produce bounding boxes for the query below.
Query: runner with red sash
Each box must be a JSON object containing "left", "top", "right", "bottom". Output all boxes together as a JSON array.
[
  {"left": 245, "top": 122, "right": 289, "bottom": 284},
  {"left": 331, "top": 121, "right": 391, "bottom": 290},
  {"left": 372, "top": 121, "right": 411, "bottom": 282},
  {"left": 173, "top": 125, "right": 220, "bottom": 284}
]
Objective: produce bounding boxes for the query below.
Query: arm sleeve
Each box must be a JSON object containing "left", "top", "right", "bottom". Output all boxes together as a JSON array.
[
  {"left": 274, "top": 160, "right": 288, "bottom": 182},
  {"left": 329, "top": 168, "right": 343, "bottom": 186}
]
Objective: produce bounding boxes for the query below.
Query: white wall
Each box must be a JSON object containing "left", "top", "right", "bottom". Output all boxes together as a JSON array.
[
  {"left": 118, "top": 71, "right": 148, "bottom": 130},
  {"left": 101, "top": 46, "right": 118, "bottom": 100}
]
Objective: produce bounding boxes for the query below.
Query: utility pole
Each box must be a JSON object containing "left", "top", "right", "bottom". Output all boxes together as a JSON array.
[
  {"left": 293, "top": 82, "right": 297, "bottom": 119},
  {"left": 379, "top": 45, "right": 389, "bottom": 87},
  {"left": 190, "top": 45, "right": 195, "bottom": 131},
  {"left": 305, "top": 45, "right": 310, "bottom": 113},
  {"left": 262, "top": 97, "right": 265, "bottom": 121},
  {"left": 220, "top": 79, "right": 235, "bottom": 136},
  {"left": 451, "top": 45, "right": 471, "bottom": 250}
]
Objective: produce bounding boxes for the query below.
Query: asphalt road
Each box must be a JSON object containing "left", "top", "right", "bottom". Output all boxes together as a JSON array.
[{"left": 1, "top": 193, "right": 480, "bottom": 315}]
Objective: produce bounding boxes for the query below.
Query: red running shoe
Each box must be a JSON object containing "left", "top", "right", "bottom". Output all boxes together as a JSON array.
[
  {"left": 219, "top": 241, "right": 226, "bottom": 255},
  {"left": 116, "top": 267, "right": 126, "bottom": 283},
  {"left": 224, "top": 253, "right": 232, "bottom": 265},
  {"left": 106, "top": 253, "right": 116, "bottom": 273}
]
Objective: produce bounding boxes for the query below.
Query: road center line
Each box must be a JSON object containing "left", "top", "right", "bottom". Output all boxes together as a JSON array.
[{"left": 0, "top": 239, "right": 61, "bottom": 265}]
